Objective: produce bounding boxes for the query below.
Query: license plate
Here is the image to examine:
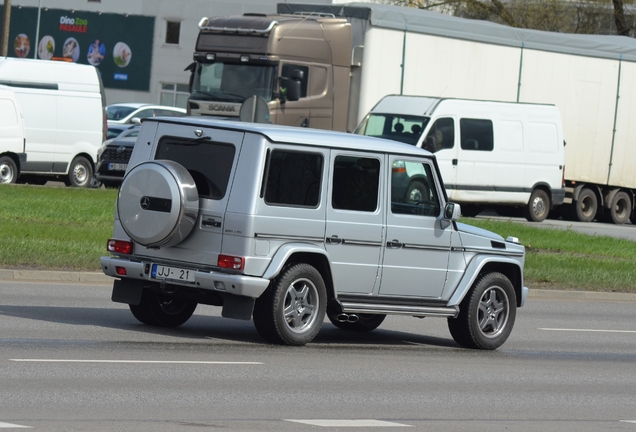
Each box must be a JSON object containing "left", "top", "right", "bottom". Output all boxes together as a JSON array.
[
  {"left": 151, "top": 264, "right": 195, "bottom": 283},
  {"left": 108, "top": 163, "right": 128, "bottom": 171}
]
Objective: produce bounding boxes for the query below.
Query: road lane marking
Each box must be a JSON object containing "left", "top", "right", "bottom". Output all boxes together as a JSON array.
[
  {"left": 285, "top": 420, "right": 411, "bottom": 427},
  {"left": 9, "top": 359, "right": 262, "bottom": 364},
  {"left": 620, "top": 420, "right": 636, "bottom": 423},
  {"left": 0, "top": 422, "right": 31, "bottom": 428},
  {"left": 539, "top": 328, "right": 636, "bottom": 334}
]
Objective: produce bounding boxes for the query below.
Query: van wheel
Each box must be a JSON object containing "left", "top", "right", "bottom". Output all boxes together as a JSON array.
[
  {"left": 405, "top": 180, "right": 429, "bottom": 204},
  {"left": 447, "top": 272, "right": 516, "bottom": 350},
  {"left": 327, "top": 312, "right": 386, "bottom": 332},
  {"left": 0, "top": 156, "right": 18, "bottom": 184},
  {"left": 129, "top": 289, "right": 197, "bottom": 327},
  {"left": 524, "top": 189, "right": 549, "bottom": 222},
  {"left": 66, "top": 156, "right": 93, "bottom": 188},
  {"left": 604, "top": 191, "right": 631, "bottom": 225},
  {"left": 253, "top": 263, "right": 326, "bottom": 346},
  {"left": 573, "top": 188, "right": 597, "bottom": 222}
]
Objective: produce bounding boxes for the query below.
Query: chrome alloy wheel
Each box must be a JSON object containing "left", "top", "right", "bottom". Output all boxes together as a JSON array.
[
  {"left": 477, "top": 285, "right": 510, "bottom": 338},
  {"left": 283, "top": 277, "right": 320, "bottom": 334}
]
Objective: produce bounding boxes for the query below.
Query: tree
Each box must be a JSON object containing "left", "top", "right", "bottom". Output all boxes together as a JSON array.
[{"left": 379, "top": 0, "right": 634, "bottom": 37}]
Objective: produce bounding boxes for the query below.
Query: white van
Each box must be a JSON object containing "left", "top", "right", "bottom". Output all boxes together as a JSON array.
[
  {"left": 355, "top": 95, "right": 566, "bottom": 222},
  {"left": 0, "top": 58, "right": 106, "bottom": 187},
  {"left": 0, "top": 85, "right": 26, "bottom": 184}
]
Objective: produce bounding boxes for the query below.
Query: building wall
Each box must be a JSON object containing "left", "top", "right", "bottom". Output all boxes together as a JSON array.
[{"left": 0, "top": 0, "right": 332, "bottom": 106}]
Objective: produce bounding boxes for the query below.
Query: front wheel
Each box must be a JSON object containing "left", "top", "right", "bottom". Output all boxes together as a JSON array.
[
  {"left": 524, "top": 189, "right": 550, "bottom": 222},
  {"left": 129, "top": 289, "right": 197, "bottom": 327},
  {"left": 253, "top": 263, "right": 326, "bottom": 346},
  {"left": 0, "top": 156, "right": 18, "bottom": 184},
  {"left": 448, "top": 272, "right": 517, "bottom": 350},
  {"left": 65, "top": 156, "right": 93, "bottom": 188}
]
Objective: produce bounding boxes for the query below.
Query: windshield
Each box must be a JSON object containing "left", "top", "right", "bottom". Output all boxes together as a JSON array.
[
  {"left": 355, "top": 114, "right": 429, "bottom": 146},
  {"left": 107, "top": 106, "right": 138, "bottom": 121},
  {"left": 192, "top": 62, "right": 277, "bottom": 103}
]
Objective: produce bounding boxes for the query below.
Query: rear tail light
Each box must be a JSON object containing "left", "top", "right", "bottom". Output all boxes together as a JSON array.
[
  {"left": 218, "top": 254, "right": 245, "bottom": 270},
  {"left": 107, "top": 239, "right": 133, "bottom": 255}
]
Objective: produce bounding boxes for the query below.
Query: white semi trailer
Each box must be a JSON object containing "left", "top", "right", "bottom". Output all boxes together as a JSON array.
[{"left": 189, "top": 2, "right": 636, "bottom": 224}]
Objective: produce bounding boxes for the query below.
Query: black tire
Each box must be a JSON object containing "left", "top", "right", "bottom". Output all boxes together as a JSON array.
[
  {"left": 66, "top": 156, "right": 94, "bottom": 188},
  {"left": 605, "top": 191, "right": 632, "bottom": 225},
  {"left": 0, "top": 156, "right": 18, "bottom": 184},
  {"left": 327, "top": 311, "right": 386, "bottom": 332},
  {"left": 129, "top": 289, "right": 197, "bottom": 327},
  {"left": 447, "top": 272, "right": 517, "bottom": 350},
  {"left": 253, "top": 263, "right": 326, "bottom": 346},
  {"left": 404, "top": 180, "right": 429, "bottom": 204},
  {"left": 461, "top": 204, "right": 482, "bottom": 218},
  {"left": 573, "top": 188, "right": 597, "bottom": 222},
  {"left": 524, "top": 189, "right": 550, "bottom": 222}
]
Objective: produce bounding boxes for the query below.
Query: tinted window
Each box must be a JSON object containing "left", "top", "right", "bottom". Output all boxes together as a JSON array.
[
  {"left": 156, "top": 137, "right": 236, "bottom": 199},
  {"left": 264, "top": 150, "right": 323, "bottom": 207},
  {"left": 391, "top": 160, "right": 440, "bottom": 217},
  {"left": 332, "top": 156, "right": 380, "bottom": 212},
  {"left": 460, "top": 118, "right": 493, "bottom": 151}
]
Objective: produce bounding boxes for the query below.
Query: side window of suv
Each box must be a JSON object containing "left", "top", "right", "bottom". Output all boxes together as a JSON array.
[
  {"left": 332, "top": 156, "right": 380, "bottom": 212},
  {"left": 391, "top": 160, "right": 440, "bottom": 217},
  {"left": 264, "top": 150, "right": 323, "bottom": 207}
]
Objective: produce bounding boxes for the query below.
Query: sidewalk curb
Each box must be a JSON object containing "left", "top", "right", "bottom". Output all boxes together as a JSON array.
[{"left": 1, "top": 269, "right": 635, "bottom": 302}]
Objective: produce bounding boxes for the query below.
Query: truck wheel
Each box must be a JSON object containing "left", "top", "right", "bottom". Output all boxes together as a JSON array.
[
  {"left": 253, "top": 263, "right": 326, "bottom": 346},
  {"left": 0, "top": 156, "right": 18, "bottom": 184},
  {"left": 405, "top": 180, "right": 429, "bottom": 204},
  {"left": 574, "top": 188, "right": 597, "bottom": 222},
  {"left": 447, "top": 272, "right": 517, "bottom": 350},
  {"left": 327, "top": 312, "right": 386, "bottom": 332},
  {"left": 524, "top": 189, "right": 550, "bottom": 222},
  {"left": 66, "top": 156, "right": 93, "bottom": 188},
  {"left": 605, "top": 191, "right": 631, "bottom": 225},
  {"left": 129, "top": 289, "right": 197, "bottom": 327}
]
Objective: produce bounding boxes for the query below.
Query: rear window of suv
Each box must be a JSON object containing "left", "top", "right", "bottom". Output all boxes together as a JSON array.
[{"left": 156, "top": 137, "right": 236, "bottom": 199}]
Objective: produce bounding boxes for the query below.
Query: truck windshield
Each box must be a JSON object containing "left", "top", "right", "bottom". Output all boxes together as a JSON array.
[
  {"left": 192, "top": 62, "right": 277, "bottom": 103},
  {"left": 355, "top": 114, "right": 429, "bottom": 147}
]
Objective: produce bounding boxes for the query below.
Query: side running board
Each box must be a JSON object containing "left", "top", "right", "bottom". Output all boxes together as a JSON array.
[{"left": 339, "top": 301, "right": 459, "bottom": 318}]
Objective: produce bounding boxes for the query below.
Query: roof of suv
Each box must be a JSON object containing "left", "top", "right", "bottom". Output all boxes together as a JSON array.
[{"left": 144, "top": 117, "right": 434, "bottom": 157}]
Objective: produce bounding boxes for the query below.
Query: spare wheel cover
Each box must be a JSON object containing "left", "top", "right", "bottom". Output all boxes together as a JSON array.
[{"left": 118, "top": 160, "right": 199, "bottom": 248}]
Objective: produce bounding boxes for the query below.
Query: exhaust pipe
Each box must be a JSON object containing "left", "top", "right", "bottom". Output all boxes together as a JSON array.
[{"left": 336, "top": 313, "right": 359, "bottom": 323}]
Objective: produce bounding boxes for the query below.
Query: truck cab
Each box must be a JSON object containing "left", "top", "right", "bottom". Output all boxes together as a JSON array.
[{"left": 188, "top": 13, "right": 353, "bottom": 131}]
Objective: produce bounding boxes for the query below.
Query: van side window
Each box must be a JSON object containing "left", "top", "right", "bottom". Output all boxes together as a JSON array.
[
  {"left": 423, "top": 118, "right": 454, "bottom": 153},
  {"left": 391, "top": 160, "right": 440, "bottom": 217},
  {"left": 460, "top": 118, "right": 493, "bottom": 151},
  {"left": 264, "top": 150, "right": 323, "bottom": 207},
  {"left": 281, "top": 64, "right": 309, "bottom": 98},
  {"left": 332, "top": 156, "right": 380, "bottom": 212}
]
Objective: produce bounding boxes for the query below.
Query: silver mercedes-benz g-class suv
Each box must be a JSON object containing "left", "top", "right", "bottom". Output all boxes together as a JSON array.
[{"left": 101, "top": 117, "right": 528, "bottom": 350}]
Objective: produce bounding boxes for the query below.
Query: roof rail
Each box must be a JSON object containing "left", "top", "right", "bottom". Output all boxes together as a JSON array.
[{"left": 292, "top": 11, "right": 337, "bottom": 18}]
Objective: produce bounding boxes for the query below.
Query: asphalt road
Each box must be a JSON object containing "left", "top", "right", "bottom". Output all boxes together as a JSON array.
[{"left": 1, "top": 280, "right": 635, "bottom": 431}]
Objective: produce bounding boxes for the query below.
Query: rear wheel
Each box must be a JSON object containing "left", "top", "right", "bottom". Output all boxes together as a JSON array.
[
  {"left": 448, "top": 272, "right": 517, "bottom": 350},
  {"left": 524, "top": 189, "right": 550, "bottom": 222},
  {"left": 605, "top": 191, "right": 631, "bottom": 225},
  {"left": 573, "top": 188, "right": 597, "bottom": 222},
  {"left": 327, "top": 312, "right": 386, "bottom": 332},
  {"left": 253, "top": 263, "right": 326, "bottom": 346},
  {"left": 129, "top": 289, "right": 197, "bottom": 327},
  {"left": 0, "top": 156, "right": 18, "bottom": 184},
  {"left": 65, "top": 156, "right": 93, "bottom": 188}
]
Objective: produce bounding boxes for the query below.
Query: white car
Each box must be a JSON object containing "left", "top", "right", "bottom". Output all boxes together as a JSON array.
[{"left": 107, "top": 103, "right": 186, "bottom": 125}]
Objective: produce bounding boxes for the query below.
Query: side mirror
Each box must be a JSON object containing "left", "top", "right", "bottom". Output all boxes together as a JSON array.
[
  {"left": 287, "top": 80, "right": 301, "bottom": 102},
  {"left": 444, "top": 202, "right": 461, "bottom": 221},
  {"left": 130, "top": 117, "right": 142, "bottom": 125}
]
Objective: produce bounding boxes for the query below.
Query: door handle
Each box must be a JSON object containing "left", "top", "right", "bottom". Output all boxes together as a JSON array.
[
  {"left": 387, "top": 239, "right": 402, "bottom": 248},
  {"left": 452, "top": 159, "right": 458, "bottom": 166},
  {"left": 326, "top": 236, "right": 343, "bottom": 245}
]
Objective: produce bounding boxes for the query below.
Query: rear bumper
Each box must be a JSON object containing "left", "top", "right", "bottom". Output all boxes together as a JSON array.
[{"left": 100, "top": 256, "right": 270, "bottom": 298}]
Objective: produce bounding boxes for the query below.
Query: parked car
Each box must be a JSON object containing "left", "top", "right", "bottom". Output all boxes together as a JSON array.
[
  {"left": 101, "top": 117, "right": 528, "bottom": 349},
  {"left": 95, "top": 126, "right": 140, "bottom": 188},
  {"left": 107, "top": 123, "right": 135, "bottom": 140},
  {"left": 106, "top": 103, "right": 186, "bottom": 125}
]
